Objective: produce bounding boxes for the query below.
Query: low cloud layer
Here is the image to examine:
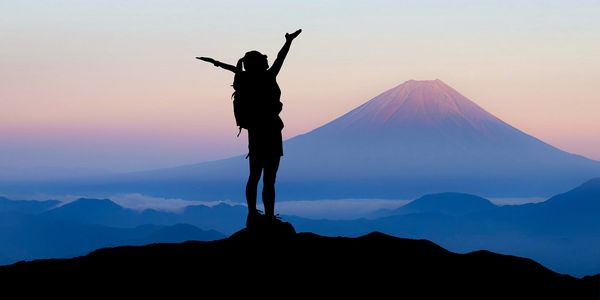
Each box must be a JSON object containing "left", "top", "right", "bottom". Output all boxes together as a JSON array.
[
  {"left": 277, "top": 199, "right": 410, "bottom": 220},
  {"left": 18, "top": 193, "right": 545, "bottom": 219}
]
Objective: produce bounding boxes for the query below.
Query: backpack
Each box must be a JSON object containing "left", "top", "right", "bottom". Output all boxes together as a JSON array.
[
  {"left": 232, "top": 74, "right": 250, "bottom": 135},
  {"left": 231, "top": 71, "right": 283, "bottom": 136}
]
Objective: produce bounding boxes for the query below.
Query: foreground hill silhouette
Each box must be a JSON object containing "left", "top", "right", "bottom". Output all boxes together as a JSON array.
[{"left": 1, "top": 225, "right": 598, "bottom": 298}]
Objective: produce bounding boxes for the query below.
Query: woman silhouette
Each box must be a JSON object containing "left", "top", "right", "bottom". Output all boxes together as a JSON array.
[{"left": 197, "top": 29, "right": 301, "bottom": 227}]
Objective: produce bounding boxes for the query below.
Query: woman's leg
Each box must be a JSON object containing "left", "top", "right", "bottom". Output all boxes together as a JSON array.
[
  {"left": 262, "top": 156, "right": 281, "bottom": 218},
  {"left": 246, "top": 155, "right": 263, "bottom": 214}
]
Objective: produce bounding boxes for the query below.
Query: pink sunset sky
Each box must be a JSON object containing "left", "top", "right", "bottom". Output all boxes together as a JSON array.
[{"left": 1, "top": 1, "right": 599, "bottom": 173}]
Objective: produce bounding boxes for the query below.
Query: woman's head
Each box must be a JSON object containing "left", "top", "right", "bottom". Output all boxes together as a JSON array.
[{"left": 243, "top": 50, "right": 268, "bottom": 71}]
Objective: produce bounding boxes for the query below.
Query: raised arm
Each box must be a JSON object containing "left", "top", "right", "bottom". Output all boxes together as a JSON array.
[
  {"left": 269, "top": 29, "right": 301, "bottom": 76},
  {"left": 196, "top": 57, "right": 237, "bottom": 73}
]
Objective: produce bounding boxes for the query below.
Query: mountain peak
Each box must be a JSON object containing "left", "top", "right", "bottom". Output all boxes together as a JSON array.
[
  {"left": 65, "top": 198, "right": 122, "bottom": 210},
  {"left": 399, "top": 192, "right": 497, "bottom": 216},
  {"left": 402, "top": 78, "right": 444, "bottom": 86},
  {"left": 322, "top": 79, "right": 503, "bottom": 133},
  {"left": 45, "top": 198, "right": 124, "bottom": 217}
]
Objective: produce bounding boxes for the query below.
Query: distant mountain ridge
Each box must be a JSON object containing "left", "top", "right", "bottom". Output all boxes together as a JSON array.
[
  {"left": 289, "top": 178, "right": 600, "bottom": 276},
  {"left": 42, "top": 198, "right": 246, "bottom": 233},
  {"left": 0, "top": 197, "right": 228, "bottom": 265},
  {"left": 0, "top": 179, "right": 600, "bottom": 275},
  {"left": 0, "top": 211, "right": 224, "bottom": 265},
  {"left": 390, "top": 192, "right": 496, "bottom": 216},
  {"left": 0, "top": 197, "right": 59, "bottom": 214}
]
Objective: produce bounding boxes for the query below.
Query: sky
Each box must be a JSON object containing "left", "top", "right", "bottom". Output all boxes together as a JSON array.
[{"left": 1, "top": 0, "right": 600, "bottom": 173}]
